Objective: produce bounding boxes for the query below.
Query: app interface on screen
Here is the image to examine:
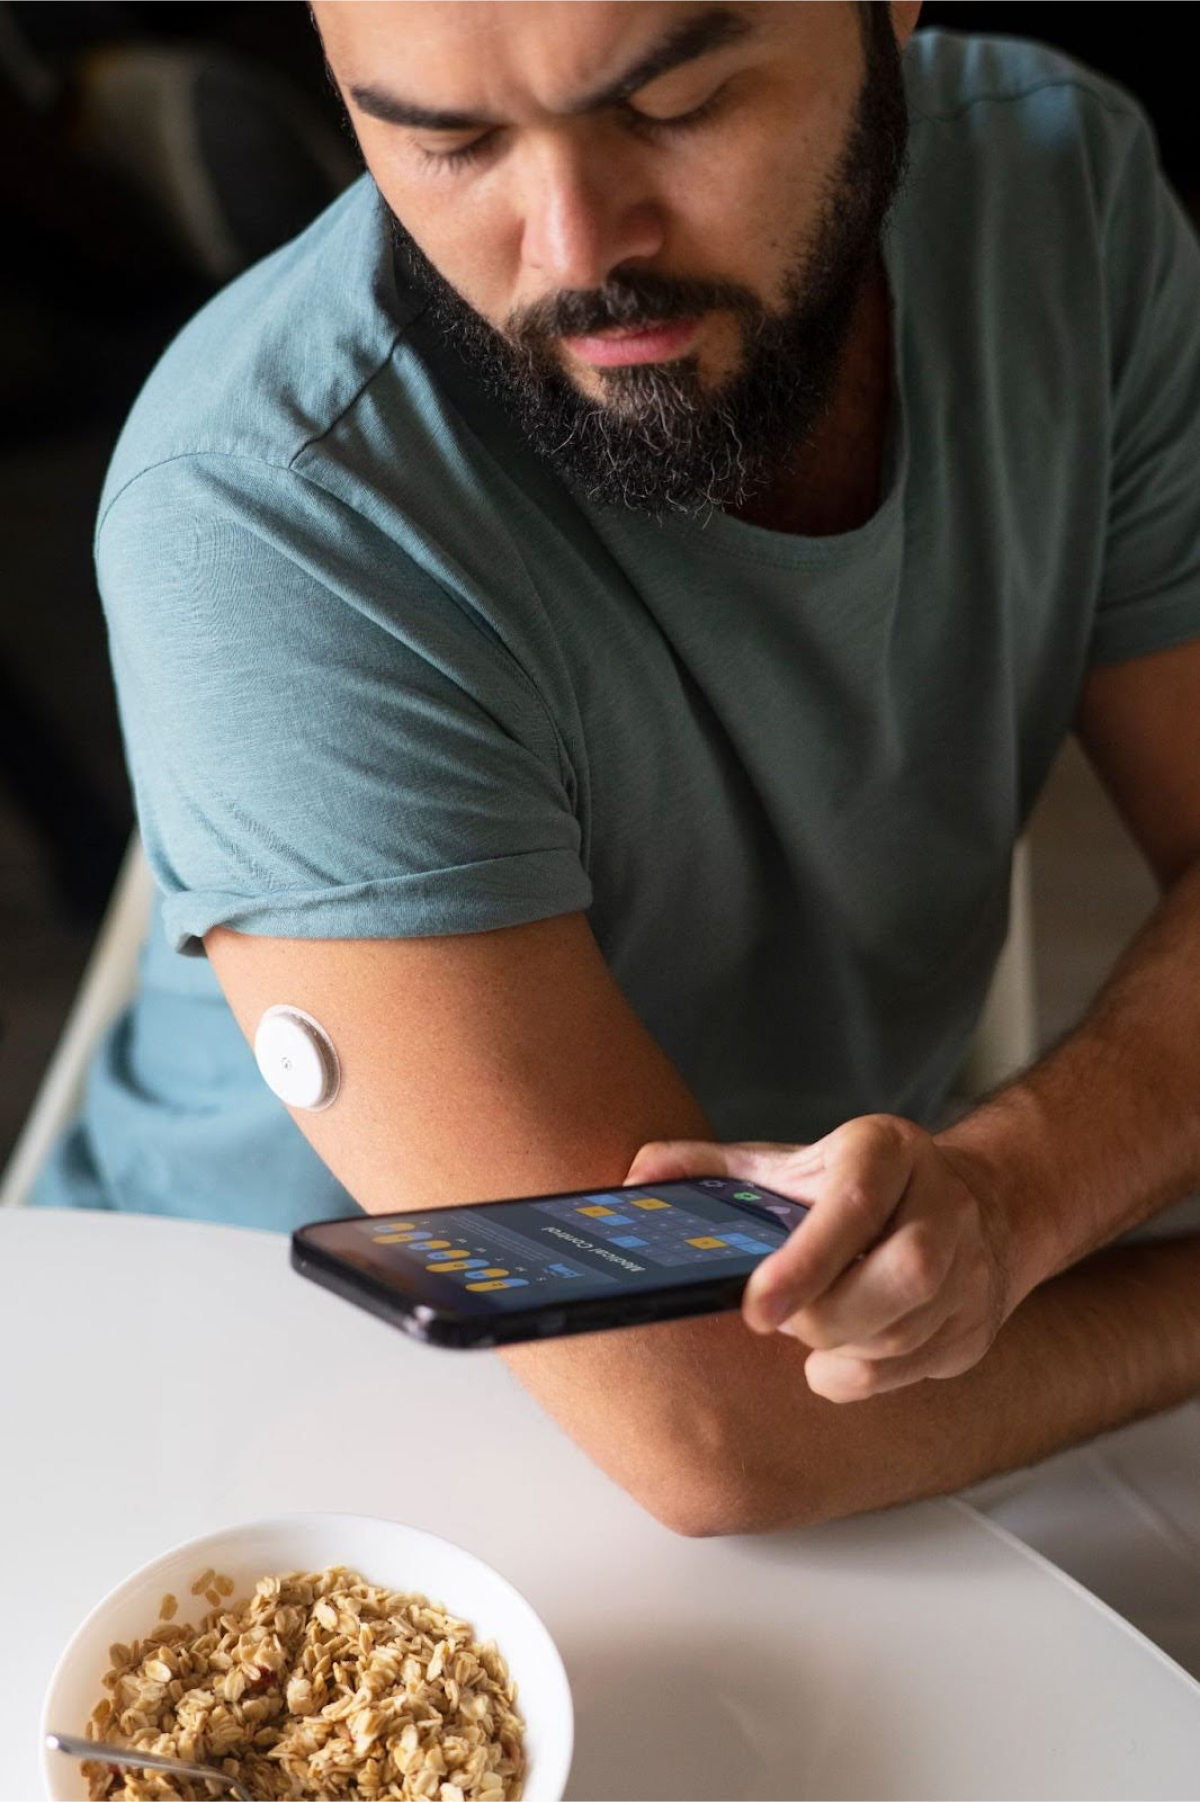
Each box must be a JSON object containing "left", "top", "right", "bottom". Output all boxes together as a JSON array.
[{"left": 339, "top": 1179, "right": 809, "bottom": 1313}]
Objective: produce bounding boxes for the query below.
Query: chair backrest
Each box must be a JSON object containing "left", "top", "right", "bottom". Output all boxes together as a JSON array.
[
  {"left": 0, "top": 833, "right": 154, "bottom": 1208},
  {"left": 959, "top": 838, "right": 1039, "bottom": 1097},
  {"left": 0, "top": 834, "right": 1040, "bottom": 1208}
]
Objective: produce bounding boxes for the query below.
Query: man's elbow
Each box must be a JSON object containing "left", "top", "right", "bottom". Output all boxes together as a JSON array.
[
  {"left": 507, "top": 1323, "right": 874, "bottom": 1537},
  {"left": 632, "top": 1445, "right": 846, "bottom": 1540}
]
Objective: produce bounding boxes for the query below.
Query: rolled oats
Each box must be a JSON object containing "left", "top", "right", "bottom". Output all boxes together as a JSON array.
[{"left": 82, "top": 1567, "right": 524, "bottom": 1801}]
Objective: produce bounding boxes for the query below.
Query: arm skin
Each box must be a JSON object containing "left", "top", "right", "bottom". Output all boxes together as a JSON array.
[
  {"left": 940, "top": 639, "right": 1200, "bottom": 1294},
  {"left": 206, "top": 638, "right": 1200, "bottom": 1537}
]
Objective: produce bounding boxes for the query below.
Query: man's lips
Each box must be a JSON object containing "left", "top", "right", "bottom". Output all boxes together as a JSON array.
[{"left": 560, "top": 317, "right": 700, "bottom": 367}]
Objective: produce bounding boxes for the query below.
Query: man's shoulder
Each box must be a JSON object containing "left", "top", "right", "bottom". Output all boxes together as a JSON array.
[
  {"left": 904, "top": 28, "right": 1154, "bottom": 159},
  {"left": 897, "top": 27, "right": 1165, "bottom": 289},
  {"left": 99, "top": 175, "right": 427, "bottom": 526}
]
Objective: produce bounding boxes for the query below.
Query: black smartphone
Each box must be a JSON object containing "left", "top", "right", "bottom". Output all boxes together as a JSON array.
[{"left": 291, "top": 1175, "right": 809, "bottom": 1349}]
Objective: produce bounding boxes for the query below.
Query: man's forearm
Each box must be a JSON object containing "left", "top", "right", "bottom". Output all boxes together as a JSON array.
[
  {"left": 941, "top": 855, "right": 1200, "bottom": 1296},
  {"left": 787, "top": 1229, "right": 1200, "bottom": 1529}
]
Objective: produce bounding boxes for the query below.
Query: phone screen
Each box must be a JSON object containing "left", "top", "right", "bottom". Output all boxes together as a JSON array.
[{"left": 303, "top": 1178, "right": 809, "bottom": 1317}]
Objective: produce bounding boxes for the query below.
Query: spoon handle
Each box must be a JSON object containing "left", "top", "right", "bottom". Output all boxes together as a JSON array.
[{"left": 46, "top": 1732, "right": 252, "bottom": 1801}]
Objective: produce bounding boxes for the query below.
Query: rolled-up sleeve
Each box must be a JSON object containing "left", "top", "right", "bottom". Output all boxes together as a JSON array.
[{"left": 98, "top": 453, "right": 593, "bottom": 955}]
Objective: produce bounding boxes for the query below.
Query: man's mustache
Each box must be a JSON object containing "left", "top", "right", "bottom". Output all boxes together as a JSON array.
[{"left": 508, "top": 273, "right": 761, "bottom": 345}]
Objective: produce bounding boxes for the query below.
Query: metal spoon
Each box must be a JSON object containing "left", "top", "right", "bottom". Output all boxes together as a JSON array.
[{"left": 46, "top": 1732, "right": 253, "bottom": 1801}]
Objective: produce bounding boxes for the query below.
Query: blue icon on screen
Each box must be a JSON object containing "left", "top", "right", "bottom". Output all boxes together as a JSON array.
[
  {"left": 610, "top": 1234, "right": 648, "bottom": 1249},
  {"left": 725, "top": 1233, "right": 769, "bottom": 1254}
]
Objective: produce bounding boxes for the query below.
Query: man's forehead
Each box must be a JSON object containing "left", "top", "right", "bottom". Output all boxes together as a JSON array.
[{"left": 317, "top": 0, "right": 768, "bottom": 121}]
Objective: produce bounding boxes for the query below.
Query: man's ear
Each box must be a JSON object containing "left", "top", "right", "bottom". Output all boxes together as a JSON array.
[{"left": 889, "top": 2, "right": 923, "bottom": 52}]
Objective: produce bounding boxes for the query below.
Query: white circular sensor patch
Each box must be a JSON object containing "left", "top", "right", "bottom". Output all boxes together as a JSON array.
[{"left": 254, "top": 1006, "right": 341, "bottom": 1111}]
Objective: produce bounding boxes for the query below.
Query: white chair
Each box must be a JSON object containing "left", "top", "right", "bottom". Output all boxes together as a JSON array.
[
  {"left": 0, "top": 834, "right": 1040, "bottom": 1208},
  {"left": 959, "top": 837, "right": 1039, "bottom": 1097},
  {"left": 0, "top": 833, "right": 155, "bottom": 1209}
]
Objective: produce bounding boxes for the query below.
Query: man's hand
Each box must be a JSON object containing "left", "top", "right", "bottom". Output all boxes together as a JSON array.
[{"left": 624, "top": 1116, "right": 1025, "bottom": 1404}]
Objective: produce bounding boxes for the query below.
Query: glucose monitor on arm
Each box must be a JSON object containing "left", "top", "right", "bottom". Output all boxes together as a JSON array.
[{"left": 254, "top": 1006, "right": 341, "bottom": 1111}]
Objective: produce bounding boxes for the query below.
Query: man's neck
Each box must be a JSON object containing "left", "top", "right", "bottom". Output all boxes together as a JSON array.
[{"left": 725, "top": 259, "right": 893, "bottom": 539}]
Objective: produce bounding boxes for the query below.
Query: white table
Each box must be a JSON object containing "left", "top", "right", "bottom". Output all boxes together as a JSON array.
[{"left": 4, "top": 1209, "right": 1200, "bottom": 1800}]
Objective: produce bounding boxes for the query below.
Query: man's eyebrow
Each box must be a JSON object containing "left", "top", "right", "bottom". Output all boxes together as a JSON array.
[{"left": 347, "top": 7, "right": 757, "bottom": 133}]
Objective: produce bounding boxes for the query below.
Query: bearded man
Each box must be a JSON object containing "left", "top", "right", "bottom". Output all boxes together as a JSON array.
[{"left": 38, "top": 4, "right": 1200, "bottom": 1676}]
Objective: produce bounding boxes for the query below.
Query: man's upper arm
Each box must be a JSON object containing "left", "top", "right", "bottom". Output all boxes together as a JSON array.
[
  {"left": 205, "top": 911, "right": 709, "bottom": 1213},
  {"left": 205, "top": 911, "right": 796, "bottom": 1534},
  {"left": 1075, "top": 98, "right": 1200, "bottom": 888},
  {"left": 1077, "top": 638, "right": 1200, "bottom": 890},
  {"left": 1087, "top": 100, "right": 1200, "bottom": 674}
]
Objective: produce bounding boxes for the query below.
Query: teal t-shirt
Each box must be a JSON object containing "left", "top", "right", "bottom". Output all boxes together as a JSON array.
[{"left": 36, "top": 31, "right": 1200, "bottom": 1230}]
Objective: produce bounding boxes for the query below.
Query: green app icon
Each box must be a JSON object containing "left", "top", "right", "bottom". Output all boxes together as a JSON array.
[{"left": 733, "top": 1190, "right": 760, "bottom": 1201}]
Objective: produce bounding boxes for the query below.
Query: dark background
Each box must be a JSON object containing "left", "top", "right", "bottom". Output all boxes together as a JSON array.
[{"left": 2, "top": 2, "right": 1197, "bottom": 1166}]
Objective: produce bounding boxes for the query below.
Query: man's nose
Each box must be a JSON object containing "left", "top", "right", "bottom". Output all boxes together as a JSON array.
[{"left": 519, "top": 142, "right": 664, "bottom": 292}]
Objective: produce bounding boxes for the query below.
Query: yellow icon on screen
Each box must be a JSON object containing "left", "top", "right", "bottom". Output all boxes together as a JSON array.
[
  {"left": 480, "top": 1268, "right": 509, "bottom": 1278},
  {"left": 373, "top": 1232, "right": 415, "bottom": 1243},
  {"left": 577, "top": 1205, "right": 615, "bottom": 1217},
  {"left": 467, "top": 1279, "right": 514, "bottom": 1291},
  {"left": 423, "top": 1240, "right": 452, "bottom": 1251},
  {"left": 688, "top": 1236, "right": 726, "bottom": 1249},
  {"left": 631, "top": 1197, "right": 671, "bottom": 1210}
]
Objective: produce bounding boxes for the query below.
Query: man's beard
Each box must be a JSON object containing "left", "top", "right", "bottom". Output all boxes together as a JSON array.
[{"left": 388, "top": 8, "right": 909, "bottom": 516}]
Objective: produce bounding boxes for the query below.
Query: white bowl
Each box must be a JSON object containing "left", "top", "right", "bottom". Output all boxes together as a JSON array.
[{"left": 40, "top": 1513, "right": 573, "bottom": 1801}]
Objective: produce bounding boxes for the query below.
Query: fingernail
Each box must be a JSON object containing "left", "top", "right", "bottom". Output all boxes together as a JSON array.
[{"left": 752, "top": 1292, "right": 791, "bottom": 1332}]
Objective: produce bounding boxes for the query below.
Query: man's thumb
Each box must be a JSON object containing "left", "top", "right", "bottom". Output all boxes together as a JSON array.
[{"left": 622, "top": 1139, "right": 729, "bottom": 1186}]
